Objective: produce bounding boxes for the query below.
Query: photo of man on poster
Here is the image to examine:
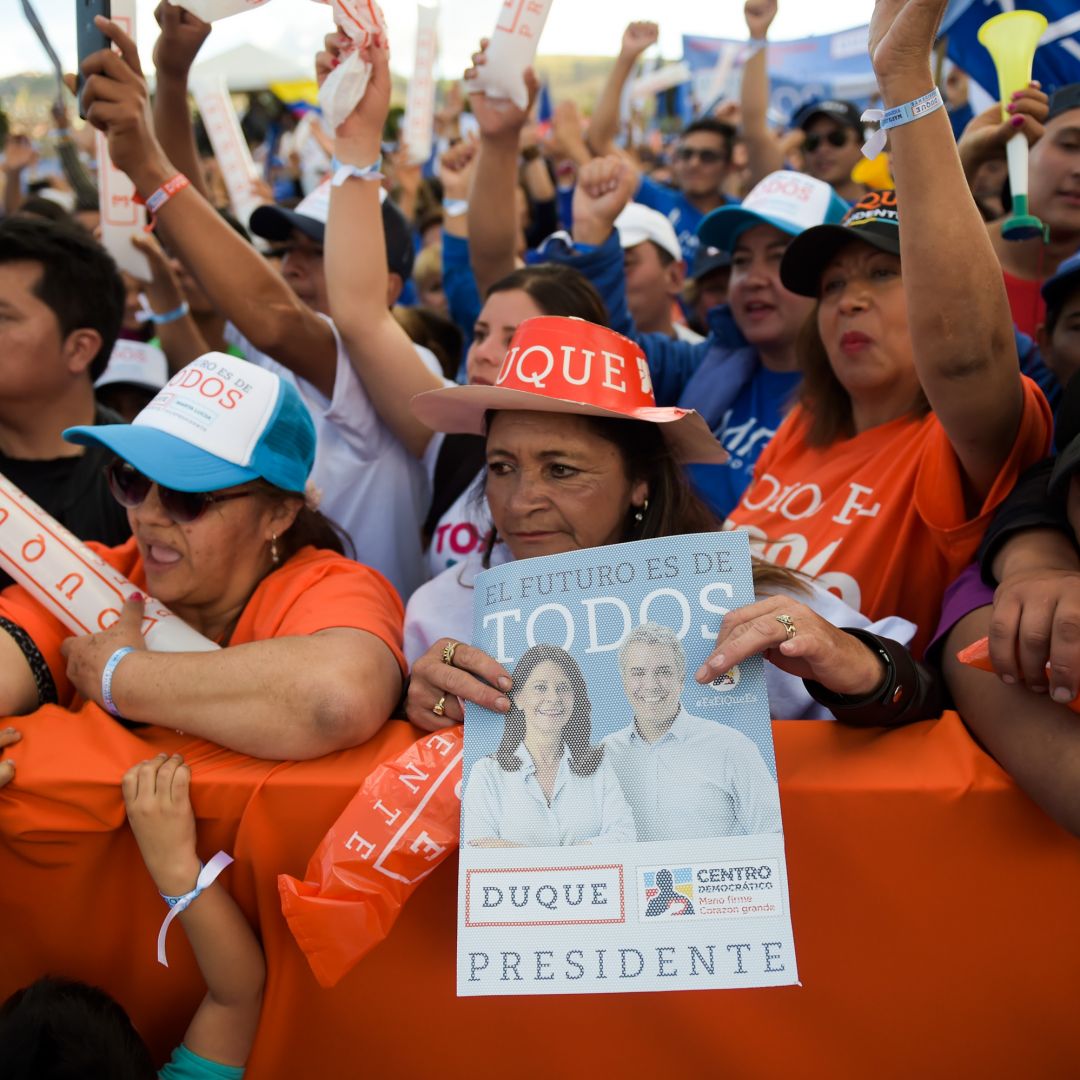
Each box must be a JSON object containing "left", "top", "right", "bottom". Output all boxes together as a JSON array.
[{"left": 603, "top": 624, "right": 782, "bottom": 841}]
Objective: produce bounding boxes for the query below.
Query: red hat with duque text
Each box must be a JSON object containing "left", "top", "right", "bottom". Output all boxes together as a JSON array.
[{"left": 410, "top": 317, "right": 727, "bottom": 464}]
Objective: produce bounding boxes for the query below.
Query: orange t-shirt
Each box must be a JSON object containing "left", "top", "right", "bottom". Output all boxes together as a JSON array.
[
  {"left": 725, "top": 377, "right": 1052, "bottom": 655},
  {"left": 0, "top": 538, "right": 406, "bottom": 708}
]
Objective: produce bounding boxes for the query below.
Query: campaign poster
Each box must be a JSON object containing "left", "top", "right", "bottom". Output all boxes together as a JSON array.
[{"left": 457, "top": 532, "right": 798, "bottom": 996}]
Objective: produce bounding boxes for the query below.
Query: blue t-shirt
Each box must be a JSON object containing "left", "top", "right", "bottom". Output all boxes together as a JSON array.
[
  {"left": 634, "top": 175, "right": 739, "bottom": 264},
  {"left": 688, "top": 365, "right": 802, "bottom": 519}
]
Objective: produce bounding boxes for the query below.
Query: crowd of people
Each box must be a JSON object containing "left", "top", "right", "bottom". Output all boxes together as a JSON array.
[{"left": 1, "top": 0, "right": 1079, "bottom": 1072}]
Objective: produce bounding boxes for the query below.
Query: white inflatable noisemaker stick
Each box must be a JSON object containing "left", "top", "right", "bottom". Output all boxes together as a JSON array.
[
  {"left": 313, "top": 0, "right": 388, "bottom": 130},
  {"left": 190, "top": 78, "right": 263, "bottom": 229},
  {"left": 0, "top": 475, "right": 218, "bottom": 652},
  {"left": 475, "top": 0, "right": 553, "bottom": 110},
  {"left": 96, "top": 0, "right": 150, "bottom": 281},
  {"left": 166, "top": 0, "right": 271, "bottom": 22},
  {"left": 402, "top": 4, "right": 439, "bottom": 165}
]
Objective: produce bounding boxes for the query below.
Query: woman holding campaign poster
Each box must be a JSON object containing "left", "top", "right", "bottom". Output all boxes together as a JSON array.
[
  {"left": 403, "top": 314, "right": 925, "bottom": 728},
  {"left": 462, "top": 643, "right": 636, "bottom": 847}
]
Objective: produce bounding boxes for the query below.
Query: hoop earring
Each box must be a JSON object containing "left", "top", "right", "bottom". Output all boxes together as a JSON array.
[
  {"left": 270, "top": 533, "right": 281, "bottom": 566},
  {"left": 634, "top": 498, "right": 649, "bottom": 523}
]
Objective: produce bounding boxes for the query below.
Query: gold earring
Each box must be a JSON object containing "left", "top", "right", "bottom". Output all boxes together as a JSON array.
[{"left": 270, "top": 533, "right": 280, "bottom": 566}]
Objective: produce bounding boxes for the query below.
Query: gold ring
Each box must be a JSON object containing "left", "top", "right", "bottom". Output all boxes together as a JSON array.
[
  {"left": 432, "top": 695, "right": 447, "bottom": 717},
  {"left": 442, "top": 640, "right": 463, "bottom": 667},
  {"left": 776, "top": 614, "right": 797, "bottom": 640}
]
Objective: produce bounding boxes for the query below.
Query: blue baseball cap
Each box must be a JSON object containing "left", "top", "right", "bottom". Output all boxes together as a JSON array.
[
  {"left": 65, "top": 354, "right": 315, "bottom": 493},
  {"left": 1042, "top": 250, "right": 1080, "bottom": 313},
  {"left": 696, "top": 171, "right": 850, "bottom": 255}
]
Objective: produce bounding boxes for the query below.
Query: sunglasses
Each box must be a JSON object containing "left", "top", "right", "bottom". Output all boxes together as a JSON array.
[
  {"left": 675, "top": 147, "right": 729, "bottom": 165},
  {"left": 106, "top": 461, "right": 257, "bottom": 524},
  {"left": 804, "top": 129, "right": 855, "bottom": 153}
]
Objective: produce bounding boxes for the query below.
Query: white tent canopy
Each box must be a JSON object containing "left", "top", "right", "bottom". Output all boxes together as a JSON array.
[{"left": 190, "top": 44, "right": 311, "bottom": 92}]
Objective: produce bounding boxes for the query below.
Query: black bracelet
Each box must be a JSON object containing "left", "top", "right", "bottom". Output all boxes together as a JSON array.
[
  {"left": 804, "top": 629, "right": 943, "bottom": 729},
  {"left": 0, "top": 616, "right": 57, "bottom": 708}
]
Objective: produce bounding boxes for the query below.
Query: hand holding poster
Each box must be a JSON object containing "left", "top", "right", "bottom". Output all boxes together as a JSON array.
[
  {"left": 402, "top": 4, "right": 439, "bottom": 165},
  {"left": 458, "top": 531, "right": 797, "bottom": 996},
  {"left": 474, "top": 0, "right": 554, "bottom": 110}
]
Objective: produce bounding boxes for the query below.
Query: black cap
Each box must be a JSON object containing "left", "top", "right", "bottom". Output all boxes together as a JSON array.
[
  {"left": 250, "top": 190, "right": 415, "bottom": 281},
  {"left": 1047, "top": 83, "right": 1080, "bottom": 124},
  {"left": 690, "top": 244, "right": 732, "bottom": 281},
  {"left": 780, "top": 189, "right": 900, "bottom": 297},
  {"left": 793, "top": 99, "right": 863, "bottom": 134}
]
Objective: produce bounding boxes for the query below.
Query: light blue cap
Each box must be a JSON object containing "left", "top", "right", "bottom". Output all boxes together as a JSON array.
[
  {"left": 65, "top": 354, "right": 315, "bottom": 494},
  {"left": 697, "top": 171, "right": 850, "bottom": 255}
]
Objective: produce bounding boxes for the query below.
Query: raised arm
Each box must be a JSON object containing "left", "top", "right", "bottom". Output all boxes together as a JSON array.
[
  {"left": 123, "top": 754, "right": 264, "bottom": 1067},
  {"left": 320, "top": 32, "right": 442, "bottom": 459},
  {"left": 82, "top": 18, "right": 338, "bottom": 397},
  {"left": 587, "top": 22, "right": 657, "bottom": 157},
  {"left": 464, "top": 39, "right": 539, "bottom": 297},
  {"left": 739, "top": 1, "right": 786, "bottom": 186},
  {"left": 150, "top": 0, "right": 213, "bottom": 202},
  {"left": 870, "top": 0, "right": 1033, "bottom": 499}
]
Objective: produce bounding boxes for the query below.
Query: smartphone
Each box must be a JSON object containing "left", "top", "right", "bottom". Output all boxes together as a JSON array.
[{"left": 75, "top": 0, "right": 111, "bottom": 119}]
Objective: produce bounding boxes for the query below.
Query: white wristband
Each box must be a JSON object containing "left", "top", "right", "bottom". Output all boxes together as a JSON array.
[
  {"left": 156, "top": 851, "right": 234, "bottom": 967},
  {"left": 861, "top": 87, "right": 944, "bottom": 160},
  {"left": 443, "top": 198, "right": 469, "bottom": 217},
  {"left": 332, "top": 160, "right": 385, "bottom": 186}
]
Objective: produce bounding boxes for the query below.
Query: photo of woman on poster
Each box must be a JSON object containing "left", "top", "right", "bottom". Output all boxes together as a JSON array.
[{"left": 462, "top": 644, "right": 637, "bottom": 848}]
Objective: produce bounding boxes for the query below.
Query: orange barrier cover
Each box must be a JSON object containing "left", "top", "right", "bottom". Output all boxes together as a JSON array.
[{"left": 2, "top": 705, "right": 1079, "bottom": 1078}]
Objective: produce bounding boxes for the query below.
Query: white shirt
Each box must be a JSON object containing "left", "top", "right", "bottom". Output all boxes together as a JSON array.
[
  {"left": 462, "top": 743, "right": 637, "bottom": 847},
  {"left": 421, "top": 435, "right": 493, "bottom": 579},
  {"left": 602, "top": 708, "right": 780, "bottom": 841},
  {"left": 225, "top": 319, "right": 433, "bottom": 601},
  {"left": 403, "top": 551, "right": 917, "bottom": 716}
]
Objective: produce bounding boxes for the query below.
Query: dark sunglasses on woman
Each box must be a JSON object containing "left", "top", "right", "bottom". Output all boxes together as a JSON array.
[
  {"left": 804, "top": 129, "right": 856, "bottom": 153},
  {"left": 106, "top": 461, "right": 256, "bottom": 524}
]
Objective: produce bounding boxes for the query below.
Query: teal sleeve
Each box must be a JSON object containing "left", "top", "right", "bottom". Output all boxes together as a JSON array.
[{"left": 159, "top": 1043, "right": 245, "bottom": 1080}]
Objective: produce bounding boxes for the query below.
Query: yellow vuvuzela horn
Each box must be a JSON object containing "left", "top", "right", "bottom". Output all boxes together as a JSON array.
[{"left": 977, "top": 9, "right": 1049, "bottom": 241}]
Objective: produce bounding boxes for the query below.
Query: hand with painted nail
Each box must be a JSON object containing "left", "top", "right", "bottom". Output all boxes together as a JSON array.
[
  {"left": 60, "top": 594, "right": 147, "bottom": 711},
  {"left": 405, "top": 638, "right": 512, "bottom": 731},
  {"left": 695, "top": 594, "right": 887, "bottom": 698},
  {"left": 957, "top": 82, "right": 1049, "bottom": 184},
  {"left": 0, "top": 727, "right": 21, "bottom": 789}
]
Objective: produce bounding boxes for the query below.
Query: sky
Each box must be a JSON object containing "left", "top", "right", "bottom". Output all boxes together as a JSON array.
[{"left": 5, "top": 0, "right": 876, "bottom": 82}]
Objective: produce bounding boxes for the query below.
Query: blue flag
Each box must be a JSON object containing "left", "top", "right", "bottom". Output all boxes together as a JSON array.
[{"left": 939, "top": 1, "right": 1080, "bottom": 97}]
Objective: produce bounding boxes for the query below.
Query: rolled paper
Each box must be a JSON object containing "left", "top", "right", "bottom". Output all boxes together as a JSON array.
[
  {"left": 0, "top": 475, "right": 219, "bottom": 653},
  {"left": 279, "top": 724, "right": 463, "bottom": 987},
  {"left": 190, "top": 78, "right": 263, "bottom": 229},
  {"left": 474, "top": 0, "right": 554, "bottom": 111},
  {"left": 956, "top": 636, "right": 1080, "bottom": 712},
  {"left": 166, "top": 0, "right": 271, "bottom": 22},
  {"left": 96, "top": 0, "right": 151, "bottom": 282},
  {"left": 402, "top": 3, "right": 439, "bottom": 165},
  {"left": 313, "top": 0, "right": 388, "bottom": 131}
]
